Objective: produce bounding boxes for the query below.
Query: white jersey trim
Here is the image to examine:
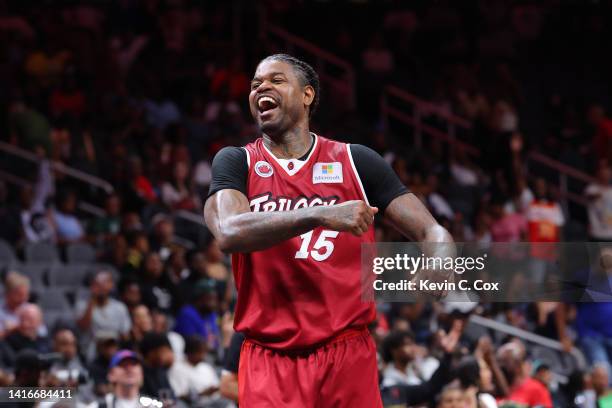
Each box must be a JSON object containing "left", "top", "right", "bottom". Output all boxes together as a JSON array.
[
  {"left": 243, "top": 147, "right": 251, "bottom": 169},
  {"left": 346, "top": 144, "right": 370, "bottom": 206}
]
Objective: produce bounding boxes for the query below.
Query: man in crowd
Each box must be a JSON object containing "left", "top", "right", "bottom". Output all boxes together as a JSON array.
[
  {"left": 168, "top": 335, "right": 219, "bottom": 403},
  {"left": 103, "top": 349, "right": 161, "bottom": 408},
  {"left": 174, "top": 279, "right": 220, "bottom": 351},
  {"left": 140, "top": 332, "right": 175, "bottom": 402},
  {"left": 88, "top": 332, "right": 120, "bottom": 397},
  {"left": 0, "top": 272, "right": 32, "bottom": 338},
  {"left": 5, "top": 303, "right": 50, "bottom": 355},
  {"left": 48, "top": 328, "right": 88, "bottom": 387},
  {"left": 76, "top": 270, "right": 131, "bottom": 359}
]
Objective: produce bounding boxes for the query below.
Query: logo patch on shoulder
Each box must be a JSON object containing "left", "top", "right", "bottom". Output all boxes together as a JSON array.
[
  {"left": 313, "top": 162, "right": 343, "bottom": 184},
  {"left": 255, "top": 161, "right": 273, "bottom": 178}
]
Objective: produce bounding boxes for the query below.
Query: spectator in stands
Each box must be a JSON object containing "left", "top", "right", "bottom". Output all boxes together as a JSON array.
[
  {"left": 168, "top": 335, "right": 220, "bottom": 403},
  {"left": 490, "top": 199, "right": 527, "bottom": 243},
  {"left": 165, "top": 248, "right": 190, "bottom": 311},
  {"left": 0, "top": 272, "right": 31, "bottom": 338},
  {"left": 88, "top": 332, "right": 119, "bottom": 397},
  {"left": 49, "top": 70, "right": 86, "bottom": 119},
  {"left": 424, "top": 174, "right": 454, "bottom": 221},
  {"left": 474, "top": 336, "right": 510, "bottom": 399},
  {"left": 51, "top": 189, "right": 85, "bottom": 243},
  {"left": 380, "top": 320, "right": 464, "bottom": 406},
  {"left": 141, "top": 82, "right": 181, "bottom": 131},
  {"left": 13, "top": 349, "right": 43, "bottom": 387},
  {"left": 5, "top": 303, "right": 50, "bottom": 355},
  {"left": 76, "top": 270, "right": 131, "bottom": 358},
  {"left": 585, "top": 163, "right": 612, "bottom": 241},
  {"left": 8, "top": 99, "right": 52, "bottom": 155},
  {"left": 192, "top": 154, "right": 213, "bottom": 197},
  {"left": 435, "top": 385, "right": 464, "bottom": 408},
  {"left": 203, "top": 239, "right": 232, "bottom": 311},
  {"left": 180, "top": 251, "right": 208, "bottom": 301},
  {"left": 118, "top": 277, "right": 142, "bottom": 314},
  {"left": 161, "top": 160, "right": 199, "bottom": 211},
  {"left": 140, "top": 332, "right": 176, "bottom": 402},
  {"left": 139, "top": 252, "right": 174, "bottom": 314},
  {"left": 90, "top": 193, "right": 122, "bottom": 239},
  {"left": 151, "top": 310, "right": 185, "bottom": 361},
  {"left": 150, "top": 213, "right": 179, "bottom": 261},
  {"left": 454, "top": 356, "right": 499, "bottom": 408},
  {"left": 526, "top": 178, "right": 564, "bottom": 283},
  {"left": 48, "top": 328, "right": 87, "bottom": 387},
  {"left": 124, "top": 230, "right": 149, "bottom": 273},
  {"left": 174, "top": 279, "right": 221, "bottom": 352},
  {"left": 18, "top": 184, "right": 55, "bottom": 245},
  {"left": 126, "top": 156, "right": 157, "bottom": 206},
  {"left": 102, "top": 350, "right": 159, "bottom": 408},
  {"left": 533, "top": 362, "right": 553, "bottom": 392},
  {"left": 497, "top": 341, "right": 553, "bottom": 407},
  {"left": 381, "top": 330, "right": 423, "bottom": 387},
  {"left": 122, "top": 304, "right": 153, "bottom": 352}
]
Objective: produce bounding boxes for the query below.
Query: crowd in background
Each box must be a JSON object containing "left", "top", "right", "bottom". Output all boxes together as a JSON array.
[{"left": 1, "top": 0, "right": 612, "bottom": 407}]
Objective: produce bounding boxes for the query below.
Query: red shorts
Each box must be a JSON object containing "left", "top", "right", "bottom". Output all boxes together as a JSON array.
[{"left": 238, "top": 327, "right": 383, "bottom": 408}]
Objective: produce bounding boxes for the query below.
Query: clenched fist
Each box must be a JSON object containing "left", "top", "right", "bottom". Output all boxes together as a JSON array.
[{"left": 318, "top": 200, "right": 378, "bottom": 236}]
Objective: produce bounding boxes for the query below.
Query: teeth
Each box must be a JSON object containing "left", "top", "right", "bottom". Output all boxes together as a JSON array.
[{"left": 258, "top": 96, "right": 276, "bottom": 108}]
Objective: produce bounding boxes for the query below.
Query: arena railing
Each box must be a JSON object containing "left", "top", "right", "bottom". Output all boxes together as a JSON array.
[
  {"left": 0, "top": 168, "right": 105, "bottom": 217},
  {"left": 0, "top": 141, "right": 204, "bottom": 230},
  {"left": 0, "top": 141, "right": 114, "bottom": 194},
  {"left": 469, "top": 314, "right": 587, "bottom": 383},
  {"left": 379, "top": 86, "right": 597, "bottom": 210},
  {"left": 260, "top": 23, "right": 356, "bottom": 111}
]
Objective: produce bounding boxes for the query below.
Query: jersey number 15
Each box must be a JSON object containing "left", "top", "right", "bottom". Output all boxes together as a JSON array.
[{"left": 295, "top": 230, "right": 339, "bottom": 261}]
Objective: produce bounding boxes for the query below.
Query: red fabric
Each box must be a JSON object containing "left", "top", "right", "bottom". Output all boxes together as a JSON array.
[
  {"left": 506, "top": 377, "right": 553, "bottom": 408},
  {"left": 238, "top": 327, "right": 383, "bottom": 407},
  {"left": 491, "top": 213, "right": 527, "bottom": 243},
  {"left": 232, "top": 135, "right": 376, "bottom": 350},
  {"left": 49, "top": 90, "right": 86, "bottom": 117},
  {"left": 527, "top": 200, "right": 562, "bottom": 260},
  {"left": 134, "top": 176, "right": 156, "bottom": 202},
  {"left": 210, "top": 69, "right": 249, "bottom": 100}
]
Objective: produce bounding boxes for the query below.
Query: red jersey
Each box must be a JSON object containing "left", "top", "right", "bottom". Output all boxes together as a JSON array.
[{"left": 232, "top": 135, "right": 376, "bottom": 350}]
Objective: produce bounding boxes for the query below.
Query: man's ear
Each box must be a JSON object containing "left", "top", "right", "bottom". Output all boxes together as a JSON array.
[{"left": 303, "top": 85, "right": 315, "bottom": 109}]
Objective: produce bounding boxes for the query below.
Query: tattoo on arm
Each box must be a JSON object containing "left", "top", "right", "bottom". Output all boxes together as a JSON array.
[{"left": 204, "top": 189, "right": 323, "bottom": 253}]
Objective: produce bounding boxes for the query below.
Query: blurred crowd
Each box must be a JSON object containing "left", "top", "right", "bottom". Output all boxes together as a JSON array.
[{"left": 0, "top": 0, "right": 612, "bottom": 407}]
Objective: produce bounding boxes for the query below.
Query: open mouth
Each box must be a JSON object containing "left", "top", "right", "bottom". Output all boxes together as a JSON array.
[{"left": 257, "top": 96, "right": 279, "bottom": 114}]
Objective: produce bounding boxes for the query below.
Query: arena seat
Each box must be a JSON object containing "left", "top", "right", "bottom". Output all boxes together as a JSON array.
[
  {"left": 48, "top": 264, "right": 92, "bottom": 288},
  {"left": 37, "top": 288, "right": 72, "bottom": 312},
  {"left": 0, "top": 239, "right": 16, "bottom": 262},
  {"left": 24, "top": 242, "right": 60, "bottom": 263},
  {"left": 66, "top": 242, "right": 96, "bottom": 264}
]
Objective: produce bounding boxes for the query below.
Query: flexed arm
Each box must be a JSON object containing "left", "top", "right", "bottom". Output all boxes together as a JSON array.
[{"left": 204, "top": 189, "right": 377, "bottom": 253}]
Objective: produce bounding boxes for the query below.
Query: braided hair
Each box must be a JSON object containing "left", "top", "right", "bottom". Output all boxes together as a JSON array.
[{"left": 259, "top": 54, "right": 320, "bottom": 118}]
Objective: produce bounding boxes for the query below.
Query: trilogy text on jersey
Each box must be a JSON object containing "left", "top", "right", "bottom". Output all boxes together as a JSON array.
[{"left": 249, "top": 193, "right": 339, "bottom": 212}]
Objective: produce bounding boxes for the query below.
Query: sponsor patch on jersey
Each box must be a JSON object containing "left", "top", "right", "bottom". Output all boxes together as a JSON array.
[
  {"left": 255, "top": 161, "right": 273, "bottom": 178},
  {"left": 313, "top": 162, "right": 343, "bottom": 184}
]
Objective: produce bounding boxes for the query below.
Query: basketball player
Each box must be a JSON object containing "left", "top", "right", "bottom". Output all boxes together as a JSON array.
[{"left": 204, "top": 54, "right": 454, "bottom": 407}]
